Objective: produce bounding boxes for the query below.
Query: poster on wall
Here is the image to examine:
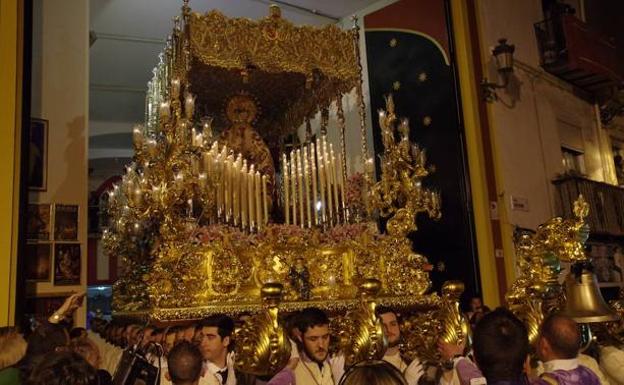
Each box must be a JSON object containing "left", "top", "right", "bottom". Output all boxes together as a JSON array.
[
  {"left": 54, "top": 204, "right": 79, "bottom": 241},
  {"left": 28, "top": 119, "right": 48, "bottom": 191},
  {"left": 25, "top": 243, "right": 51, "bottom": 281},
  {"left": 54, "top": 243, "right": 81, "bottom": 285},
  {"left": 26, "top": 204, "right": 51, "bottom": 241}
]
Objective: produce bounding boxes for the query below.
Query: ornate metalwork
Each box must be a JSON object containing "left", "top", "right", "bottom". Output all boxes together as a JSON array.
[
  {"left": 235, "top": 283, "right": 291, "bottom": 376},
  {"left": 369, "top": 95, "right": 441, "bottom": 238}
]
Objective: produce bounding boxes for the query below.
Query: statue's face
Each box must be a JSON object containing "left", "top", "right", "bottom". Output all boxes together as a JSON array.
[{"left": 226, "top": 95, "right": 257, "bottom": 124}]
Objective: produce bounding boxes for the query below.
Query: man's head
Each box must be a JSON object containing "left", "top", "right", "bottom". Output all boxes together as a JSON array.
[
  {"left": 150, "top": 327, "right": 165, "bottom": 345},
  {"left": 167, "top": 341, "right": 204, "bottom": 385},
  {"left": 537, "top": 314, "right": 580, "bottom": 362},
  {"left": 295, "top": 308, "right": 330, "bottom": 364},
  {"left": 376, "top": 306, "right": 401, "bottom": 348},
  {"left": 470, "top": 297, "right": 483, "bottom": 313},
  {"left": 26, "top": 351, "right": 98, "bottom": 385},
  {"left": 25, "top": 323, "right": 70, "bottom": 359},
  {"left": 164, "top": 327, "right": 180, "bottom": 356},
  {"left": 195, "top": 315, "right": 234, "bottom": 364},
  {"left": 472, "top": 308, "right": 529, "bottom": 383},
  {"left": 140, "top": 326, "right": 155, "bottom": 349},
  {"left": 181, "top": 324, "right": 196, "bottom": 342}
]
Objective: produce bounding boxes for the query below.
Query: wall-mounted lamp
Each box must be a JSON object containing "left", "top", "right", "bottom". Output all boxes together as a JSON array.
[{"left": 482, "top": 38, "right": 515, "bottom": 102}]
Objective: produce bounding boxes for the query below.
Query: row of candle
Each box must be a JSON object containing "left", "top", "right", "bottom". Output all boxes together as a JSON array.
[
  {"left": 282, "top": 135, "right": 346, "bottom": 228},
  {"left": 200, "top": 142, "right": 270, "bottom": 232}
]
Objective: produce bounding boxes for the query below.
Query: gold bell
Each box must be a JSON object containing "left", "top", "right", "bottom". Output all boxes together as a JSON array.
[{"left": 560, "top": 268, "right": 620, "bottom": 323}]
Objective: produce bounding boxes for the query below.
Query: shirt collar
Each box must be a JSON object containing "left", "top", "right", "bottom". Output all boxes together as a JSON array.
[{"left": 543, "top": 358, "right": 579, "bottom": 373}]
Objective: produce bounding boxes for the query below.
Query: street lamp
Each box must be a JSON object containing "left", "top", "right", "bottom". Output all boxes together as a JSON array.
[{"left": 482, "top": 38, "right": 515, "bottom": 102}]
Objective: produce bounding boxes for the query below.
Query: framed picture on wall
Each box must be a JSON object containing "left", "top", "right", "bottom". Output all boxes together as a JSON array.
[
  {"left": 25, "top": 243, "right": 51, "bottom": 281},
  {"left": 54, "top": 243, "right": 81, "bottom": 285},
  {"left": 28, "top": 118, "right": 48, "bottom": 191},
  {"left": 26, "top": 204, "right": 51, "bottom": 241},
  {"left": 54, "top": 204, "right": 78, "bottom": 241}
]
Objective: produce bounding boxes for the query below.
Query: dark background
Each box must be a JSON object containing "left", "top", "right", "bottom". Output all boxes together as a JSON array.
[{"left": 364, "top": 0, "right": 481, "bottom": 301}]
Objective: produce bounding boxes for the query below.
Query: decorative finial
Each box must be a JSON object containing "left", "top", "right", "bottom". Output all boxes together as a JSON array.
[
  {"left": 573, "top": 194, "right": 589, "bottom": 220},
  {"left": 269, "top": 4, "right": 281, "bottom": 18}
]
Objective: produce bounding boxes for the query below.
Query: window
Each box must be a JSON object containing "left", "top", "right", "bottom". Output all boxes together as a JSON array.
[{"left": 561, "top": 146, "right": 585, "bottom": 175}]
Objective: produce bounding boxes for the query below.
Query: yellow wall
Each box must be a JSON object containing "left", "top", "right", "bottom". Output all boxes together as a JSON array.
[
  {"left": 29, "top": 0, "right": 89, "bottom": 326},
  {"left": 449, "top": 0, "right": 502, "bottom": 306},
  {"left": 0, "top": 0, "right": 23, "bottom": 327}
]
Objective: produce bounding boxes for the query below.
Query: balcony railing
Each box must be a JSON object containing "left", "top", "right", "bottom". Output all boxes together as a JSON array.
[
  {"left": 553, "top": 176, "right": 624, "bottom": 236},
  {"left": 535, "top": 14, "right": 621, "bottom": 93}
]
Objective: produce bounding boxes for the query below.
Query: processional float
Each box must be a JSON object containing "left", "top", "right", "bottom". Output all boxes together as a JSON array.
[{"left": 104, "top": 0, "right": 622, "bottom": 376}]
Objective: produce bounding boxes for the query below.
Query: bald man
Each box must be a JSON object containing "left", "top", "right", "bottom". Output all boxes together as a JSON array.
[
  {"left": 535, "top": 314, "right": 602, "bottom": 385},
  {"left": 441, "top": 310, "right": 603, "bottom": 385},
  {"left": 167, "top": 341, "right": 204, "bottom": 385}
]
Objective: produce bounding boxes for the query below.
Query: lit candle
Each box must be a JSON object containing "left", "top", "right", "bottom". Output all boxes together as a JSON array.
[
  {"left": 365, "top": 157, "right": 374, "bottom": 176},
  {"left": 323, "top": 137, "right": 333, "bottom": 224},
  {"left": 262, "top": 175, "right": 268, "bottom": 227},
  {"left": 133, "top": 188, "right": 143, "bottom": 206},
  {"left": 159, "top": 101, "right": 170, "bottom": 121},
  {"left": 215, "top": 156, "right": 222, "bottom": 220},
  {"left": 146, "top": 138, "right": 157, "bottom": 157},
  {"left": 187, "top": 198, "right": 193, "bottom": 218},
  {"left": 283, "top": 154, "right": 290, "bottom": 225},
  {"left": 202, "top": 151, "right": 211, "bottom": 175},
  {"left": 296, "top": 149, "right": 304, "bottom": 228},
  {"left": 338, "top": 153, "right": 346, "bottom": 221},
  {"left": 330, "top": 145, "right": 339, "bottom": 223},
  {"left": 290, "top": 151, "right": 297, "bottom": 226},
  {"left": 255, "top": 171, "right": 262, "bottom": 232},
  {"left": 318, "top": 157, "right": 326, "bottom": 225},
  {"left": 132, "top": 125, "right": 143, "bottom": 148},
  {"left": 241, "top": 161, "right": 248, "bottom": 230},
  {"left": 233, "top": 154, "right": 242, "bottom": 227},
  {"left": 303, "top": 146, "right": 311, "bottom": 228},
  {"left": 184, "top": 93, "right": 195, "bottom": 119},
  {"left": 248, "top": 165, "right": 256, "bottom": 231},
  {"left": 311, "top": 142, "right": 318, "bottom": 226},
  {"left": 203, "top": 119, "right": 213, "bottom": 139},
  {"left": 225, "top": 154, "right": 233, "bottom": 223},
  {"left": 171, "top": 78, "right": 181, "bottom": 98},
  {"left": 198, "top": 172, "right": 207, "bottom": 189}
]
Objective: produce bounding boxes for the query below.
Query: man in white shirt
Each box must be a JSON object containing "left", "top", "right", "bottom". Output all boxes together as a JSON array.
[
  {"left": 377, "top": 306, "right": 424, "bottom": 385},
  {"left": 195, "top": 314, "right": 256, "bottom": 385},
  {"left": 268, "top": 308, "right": 335, "bottom": 385}
]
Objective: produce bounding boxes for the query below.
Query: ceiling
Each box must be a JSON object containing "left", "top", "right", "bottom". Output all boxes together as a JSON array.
[{"left": 88, "top": 0, "right": 379, "bottom": 187}]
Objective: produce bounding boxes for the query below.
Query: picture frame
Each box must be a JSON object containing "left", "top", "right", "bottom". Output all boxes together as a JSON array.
[
  {"left": 53, "top": 243, "right": 81, "bottom": 286},
  {"left": 25, "top": 243, "right": 51, "bottom": 282},
  {"left": 28, "top": 118, "right": 48, "bottom": 191},
  {"left": 26, "top": 203, "right": 51, "bottom": 241},
  {"left": 54, "top": 204, "right": 79, "bottom": 241}
]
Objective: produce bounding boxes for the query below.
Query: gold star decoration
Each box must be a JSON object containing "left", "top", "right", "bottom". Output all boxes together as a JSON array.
[
  {"left": 389, "top": 38, "right": 397, "bottom": 48},
  {"left": 423, "top": 116, "right": 432, "bottom": 126},
  {"left": 393, "top": 81, "right": 401, "bottom": 91},
  {"left": 418, "top": 72, "right": 428, "bottom": 82}
]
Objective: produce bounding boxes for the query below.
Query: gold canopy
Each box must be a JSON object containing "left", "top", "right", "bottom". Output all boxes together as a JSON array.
[{"left": 185, "top": 6, "right": 359, "bottom": 143}]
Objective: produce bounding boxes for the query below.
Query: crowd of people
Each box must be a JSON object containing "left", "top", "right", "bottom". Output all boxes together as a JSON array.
[{"left": 0, "top": 293, "right": 622, "bottom": 385}]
